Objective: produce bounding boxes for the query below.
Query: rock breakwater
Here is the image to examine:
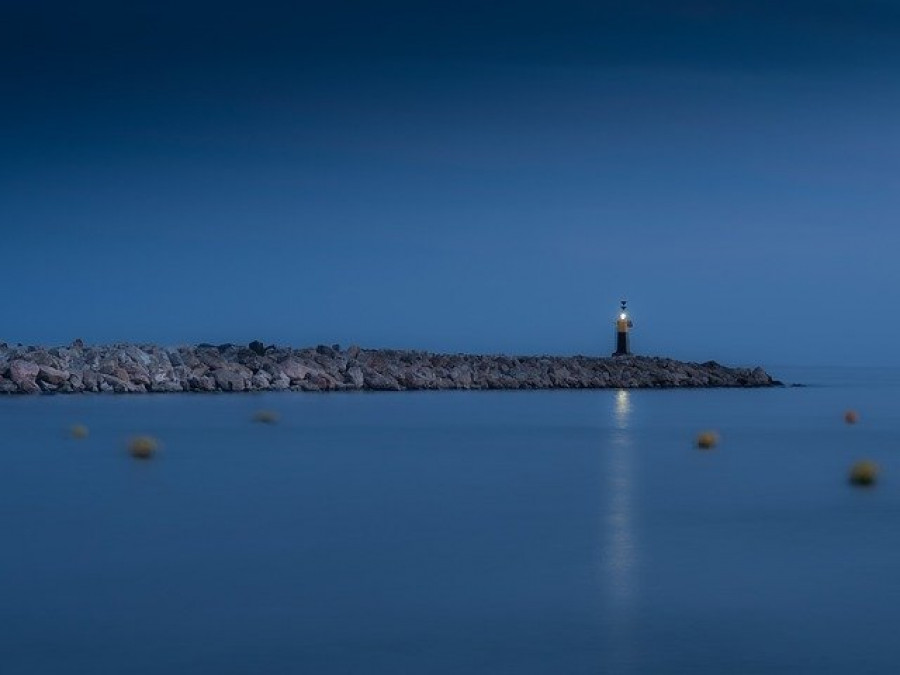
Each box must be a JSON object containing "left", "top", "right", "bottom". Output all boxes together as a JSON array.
[{"left": 0, "top": 342, "right": 778, "bottom": 394}]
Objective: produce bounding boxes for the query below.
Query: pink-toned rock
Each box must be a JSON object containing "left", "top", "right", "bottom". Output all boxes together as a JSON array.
[
  {"left": 10, "top": 359, "right": 39, "bottom": 381},
  {"left": 38, "top": 364, "right": 70, "bottom": 386},
  {"left": 81, "top": 370, "right": 100, "bottom": 391},
  {"left": 279, "top": 358, "right": 313, "bottom": 381},
  {"left": 9, "top": 360, "right": 40, "bottom": 393}
]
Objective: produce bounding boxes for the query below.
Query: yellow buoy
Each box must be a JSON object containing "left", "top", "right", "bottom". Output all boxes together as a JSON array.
[
  {"left": 252, "top": 410, "right": 280, "bottom": 424},
  {"left": 844, "top": 410, "right": 859, "bottom": 424},
  {"left": 849, "top": 460, "right": 879, "bottom": 486},
  {"left": 696, "top": 431, "right": 719, "bottom": 450},
  {"left": 128, "top": 436, "right": 159, "bottom": 459},
  {"left": 70, "top": 424, "right": 89, "bottom": 440}
]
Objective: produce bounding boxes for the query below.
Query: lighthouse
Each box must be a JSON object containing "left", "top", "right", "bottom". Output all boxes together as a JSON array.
[{"left": 613, "top": 300, "right": 633, "bottom": 356}]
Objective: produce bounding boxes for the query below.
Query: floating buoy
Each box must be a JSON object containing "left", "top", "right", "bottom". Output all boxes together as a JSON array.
[
  {"left": 849, "top": 460, "right": 879, "bottom": 486},
  {"left": 252, "top": 410, "right": 280, "bottom": 424},
  {"left": 70, "top": 424, "right": 89, "bottom": 440},
  {"left": 696, "top": 431, "right": 719, "bottom": 450},
  {"left": 844, "top": 410, "right": 859, "bottom": 424},
  {"left": 128, "top": 436, "right": 159, "bottom": 459}
]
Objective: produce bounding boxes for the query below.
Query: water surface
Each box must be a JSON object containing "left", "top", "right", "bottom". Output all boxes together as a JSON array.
[{"left": 2, "top": 368, "right": 900, "bottom": 674}]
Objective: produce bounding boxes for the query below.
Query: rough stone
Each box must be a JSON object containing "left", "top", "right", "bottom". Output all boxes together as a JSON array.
[
  {"left": 279, "top": 358, "right": 313, "bottom": 382},
  {"left": 212, "top": 368, "right": 246, "bottom": 392},
  {"left": 345, "top": 366, "right": 364, "bottom": 388},
  {"left": 250, "top": 371, "right": 271, "bottom": 389},
  {"left": 0, "top": 342, "right": 779, "bottom": 394},
  {"left": 271, "top": 373, "right": 291, "bottom": 390},
  {"left": 9, "top": 360, "right": 41, "bottom": 393},
  {"left": 38, "top": 365, "right": 70, "bottom": 386}
]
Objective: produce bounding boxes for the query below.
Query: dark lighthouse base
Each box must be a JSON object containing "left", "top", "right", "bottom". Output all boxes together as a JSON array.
[{"left": 613, "top": 331, "right": 630, "bottom": 357}]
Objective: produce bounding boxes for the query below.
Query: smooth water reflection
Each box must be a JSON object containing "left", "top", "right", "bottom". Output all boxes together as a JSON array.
[
  {"left": 606, "top": 389, "right": 636, "bottom": 595},
  {"left": 5, "top": 376, "right": 900, "bottom": 674},
  {"left": 603, "top": 389, "right": 637, "bottom": 672},
  {"left": 614, "top": 388, "right": 631, "bottom": 430}
]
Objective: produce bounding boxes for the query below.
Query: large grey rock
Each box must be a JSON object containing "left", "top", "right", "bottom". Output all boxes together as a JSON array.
[
  {"left": 81, "top": 370, "right": 99, "bottom": 392},
  {"left": 271, "top": 373, "right": 291, "bottom": 390},
  {"left": 312, "top": 373, "right": 341, "bottom": 390},
  {"left": 197, "top": 350, "right": 227, "bottom": 370},
  {"left": 67, "top": 372, "right": 84, "bottom": 391},
  {"left": 101, "top": 374, "right": 140, "bottom": 393},
  {"left": 363, "top": 370, "right": 401, "bottom": 391},
  {"left": 121, "top": 362, "right": 151, "bottom": 386},
  {"left": 124, "top": 346, "right": 152, "bottom": 367},
  {"left": 9, "top": 360, "right": 40, "bottom": 393},
  {"left": 151, "top": 377, "right": 186, "bottom": 393},
  {"left": 448, "top": 366, "right": 473, "bottom": 387},
  {"left": 279, "top": 358, "right": 312, "bottom": 382},
  {"left": 344, "top": 366, "right": 364, "bottom": 388},
  {"left": 10, "top": 359, "right": 39, "bottom": 381},
  {"left": 212, "top": 368, "right": 246, "bottom": 392},
  {"left": 38, "top": 365, "right": 70, "bottom": 386},
  {"left": 189, "top": 375, "right": 217, "bottom": 392},
  {"left": 250, "top": 371, "right": 271, "bottom": 390},
  {"left": 29, "top": 350, "right": 60, "bottom": 368},
  {"left": 98, "top": 359, "right": 119, "bottom": 376}
]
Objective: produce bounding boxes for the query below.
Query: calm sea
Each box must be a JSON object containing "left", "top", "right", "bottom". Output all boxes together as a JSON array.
[{"left": 3, "top": 367, "right": 900, "bottom": 674}]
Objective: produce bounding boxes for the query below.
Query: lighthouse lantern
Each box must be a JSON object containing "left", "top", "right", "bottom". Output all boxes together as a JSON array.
[{"left": 613, "top": 300, "right": 633, "bottom": 356}]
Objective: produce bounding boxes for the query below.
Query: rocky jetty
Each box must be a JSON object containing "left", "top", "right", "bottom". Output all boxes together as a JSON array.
[{"left": 0, "top": 341, "right": 778, "bottom": 394}]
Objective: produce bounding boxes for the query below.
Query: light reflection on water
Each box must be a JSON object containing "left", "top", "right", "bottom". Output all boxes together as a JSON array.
[
  {"left": 603, "top": 389, "right": 636, "bottom": 672},
  {"left": 607, "top": 389, "right": 635, "bottom": 595},
  {"left": 614, "top": 388, "right": 631, "bottom": 431}
]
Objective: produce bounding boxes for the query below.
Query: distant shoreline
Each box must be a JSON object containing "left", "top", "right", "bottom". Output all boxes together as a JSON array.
[{"left": 0, "top": 342, "right": 778, "bottom": 394}]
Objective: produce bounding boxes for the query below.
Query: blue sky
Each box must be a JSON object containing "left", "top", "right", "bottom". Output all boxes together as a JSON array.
[{"left": 3, "top": 1, "right": 900, "bottom": 365}]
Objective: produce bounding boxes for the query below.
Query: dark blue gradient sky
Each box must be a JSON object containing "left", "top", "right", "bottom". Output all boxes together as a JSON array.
[{"left": 3, "top": 1, "right": 900, "bottom": 365}]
